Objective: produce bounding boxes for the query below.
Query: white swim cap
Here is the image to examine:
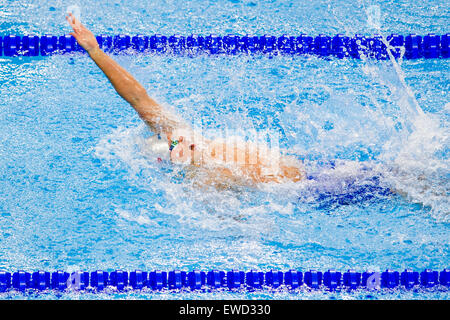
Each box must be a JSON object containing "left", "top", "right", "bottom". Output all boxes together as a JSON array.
[{"left": 146, "top": 134, "right": 170, "bottom": 160}]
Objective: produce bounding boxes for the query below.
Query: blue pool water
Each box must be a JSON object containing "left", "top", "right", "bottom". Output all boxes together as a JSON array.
[{"left": 0, "top": 0, "right": 449, "bottom": 299}]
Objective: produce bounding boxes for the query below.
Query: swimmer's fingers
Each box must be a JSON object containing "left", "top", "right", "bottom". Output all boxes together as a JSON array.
[
  {"left": 65, "top": 13, "right": 76, "bottom": 29},
  {"left": 66, "top": 12, "right": 84, "bottom": 33},
  {"left": 65, "top": 13, "right": 99, "bottom": 52},
  {"left": 67, "top": 15, "right": 80, "bottom": 40}
]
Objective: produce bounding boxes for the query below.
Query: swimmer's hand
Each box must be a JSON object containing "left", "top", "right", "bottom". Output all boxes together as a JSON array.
[
  {"left": 65, "top": 12, "right": 181, "bottom": 141},
  {"left": 66, "top": 12, "right": 99, "bottom": 53}
]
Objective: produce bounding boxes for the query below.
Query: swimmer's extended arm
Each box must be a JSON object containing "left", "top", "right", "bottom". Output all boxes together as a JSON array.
[{"left": 66, "top": 13, "right": 178, "bottom": 134}]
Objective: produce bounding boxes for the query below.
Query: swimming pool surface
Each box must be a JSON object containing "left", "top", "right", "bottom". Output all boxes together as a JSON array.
[{"left": 0, "top": 0, "right": 448, "bottom": 299}]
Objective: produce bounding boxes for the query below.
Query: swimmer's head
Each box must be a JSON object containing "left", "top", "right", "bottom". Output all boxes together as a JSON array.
[{"left": 147, "top": 134, "right": 170, "bottom": 160}]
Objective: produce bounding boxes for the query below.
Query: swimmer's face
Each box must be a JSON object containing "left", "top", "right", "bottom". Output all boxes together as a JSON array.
[{"left": 170, "top": 136, "right": 198, "bottom": 165}]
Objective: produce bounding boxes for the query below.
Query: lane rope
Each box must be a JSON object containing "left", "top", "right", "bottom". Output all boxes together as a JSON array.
[
  {"left": 0, "top": 33, "right": 448, "bottom": 59},
  {"left": 0, "top": 269, "right": 448, "bottom": 291}
]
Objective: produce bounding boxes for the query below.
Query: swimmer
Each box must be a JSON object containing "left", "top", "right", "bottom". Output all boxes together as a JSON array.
[{"left": 66, "top": 13, "right": 305, "bottom": 185}]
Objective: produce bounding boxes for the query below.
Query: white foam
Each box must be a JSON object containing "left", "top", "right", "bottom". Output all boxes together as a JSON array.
[{"left": 115, "top": 208, "right": 155, "bottom": 226}]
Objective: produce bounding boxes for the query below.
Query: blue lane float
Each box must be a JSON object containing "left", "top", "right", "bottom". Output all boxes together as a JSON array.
[
  {"left": 0, "top": 33, "right": 448, "bottom": 59},
  {"left": 0, "top": 269, "right": 448, "bottom": 292}
]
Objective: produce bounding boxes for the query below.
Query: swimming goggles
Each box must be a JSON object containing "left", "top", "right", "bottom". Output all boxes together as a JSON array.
[{"left": 169, "top": 140, "right": 179, "bottom": 151}]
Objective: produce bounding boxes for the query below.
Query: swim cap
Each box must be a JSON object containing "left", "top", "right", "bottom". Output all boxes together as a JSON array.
[{"left": 147, "top": 134, "right": 170, "bottom": 161}]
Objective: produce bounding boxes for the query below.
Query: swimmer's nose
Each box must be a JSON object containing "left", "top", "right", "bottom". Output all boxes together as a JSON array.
[{"left": 170, "top": 142, "right": 191, "bottom": 164}]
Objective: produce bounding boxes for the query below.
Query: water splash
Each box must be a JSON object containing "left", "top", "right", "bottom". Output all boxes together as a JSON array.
[
  {"left": 329, "top": 1, "right": 448, "bottom": 219},
  {"left": 93, "top": 35, "right": 448, "bottom": 221},
  {"left": 361, "top": 37, "right": 448, "bottom": 219}
]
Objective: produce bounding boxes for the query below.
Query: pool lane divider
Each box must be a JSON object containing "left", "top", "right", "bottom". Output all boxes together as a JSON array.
[
  {"left": 0, "top": 269, "right": 448, "bottom": 292},
  {"left": 0, "top": 33, "right": 448, "bottom": 59}
]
